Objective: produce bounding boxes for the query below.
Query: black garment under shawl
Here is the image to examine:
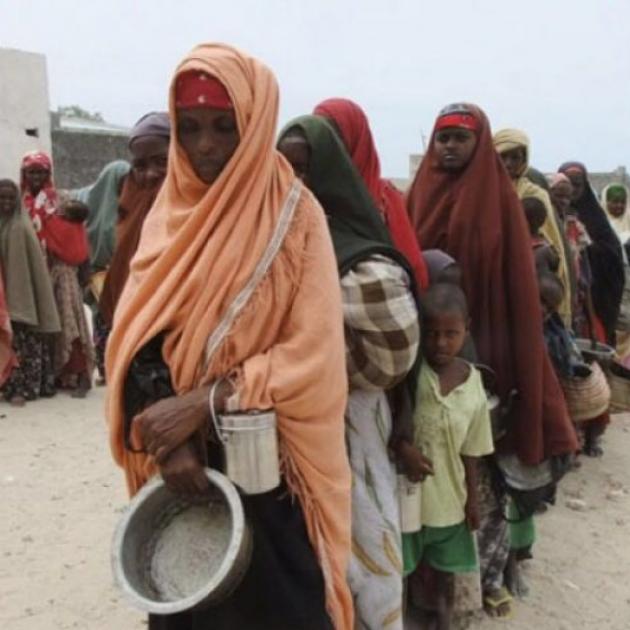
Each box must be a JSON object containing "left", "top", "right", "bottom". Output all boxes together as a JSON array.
[{"left": 559, "top": 162, "right": 624, "bottom": 343}]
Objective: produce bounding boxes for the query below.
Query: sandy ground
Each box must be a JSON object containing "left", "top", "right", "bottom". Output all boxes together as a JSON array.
[{"left": 1, "top": 388, "right": 629, "bottom": 630}]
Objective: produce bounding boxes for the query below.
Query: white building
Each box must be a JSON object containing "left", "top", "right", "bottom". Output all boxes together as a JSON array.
[{"left": 0, "top": 47, "right": 52, "bottom": 181}]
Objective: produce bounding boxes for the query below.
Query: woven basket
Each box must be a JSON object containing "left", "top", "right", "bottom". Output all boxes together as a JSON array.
[
  {"left": 607, "top": 361, "right": 630, "bottom": 413},
  {"left": 561, "top": 362, "right": 611, "bottom": 422}
]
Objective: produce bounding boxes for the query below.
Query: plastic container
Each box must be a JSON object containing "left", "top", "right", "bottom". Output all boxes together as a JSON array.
[{"left": 398, "top": 474, "right": 422, "bottom": 533}]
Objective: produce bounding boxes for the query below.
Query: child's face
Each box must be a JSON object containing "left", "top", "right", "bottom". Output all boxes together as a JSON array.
[
  {"left": 0, "top": 185, "right": 17, "bottom": 216},
  {"left": 540, "top": 286, "right": 562, "bottom": 320},
  {"left": 607, "top": 196, "right": 627, "bottom": 218},
  {"left": 423, "top": 311, "right": 468, "bottom": 369},
  {"left": 550, "top": 182, "right": 573, "bottom": 215}
]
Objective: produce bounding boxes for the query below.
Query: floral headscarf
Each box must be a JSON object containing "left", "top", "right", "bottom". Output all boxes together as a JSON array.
[{"left": 20, "top": 151, "right": 58, "bottom": 248}]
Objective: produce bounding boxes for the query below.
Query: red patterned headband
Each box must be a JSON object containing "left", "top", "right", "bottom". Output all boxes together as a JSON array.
[
  {"left": 175, "top": 70, "right": 233, "bottom": 110},
  {"left": 21, "top": 151, "right": 52, "bottom": 171},
  {"left": 435, "top": 113, "right": 479, "bottom": 132}
]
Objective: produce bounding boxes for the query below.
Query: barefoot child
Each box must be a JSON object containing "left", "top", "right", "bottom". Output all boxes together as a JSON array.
[{"left": 403, "top": 283, "right": 494, "bottom": 630}]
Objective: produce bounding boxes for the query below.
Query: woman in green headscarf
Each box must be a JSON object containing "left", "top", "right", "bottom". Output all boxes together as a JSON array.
[
  {"left": 602, "top": 183, "right": 630, "bottom": 362},
  {"left": 602, "top": 184, "right": 630, "bottom": 241},
  {"left": 72, "top": 161, "right": 129, "bottom": 382},
  {"left": 73, "top": 160, "right": 130, "bottom": 271},
  {"left": 0, "top": 179, "right": 60, "bottom": 405},
  {"left": 279, "top": 116, "right": 424, "bottom": 630}
]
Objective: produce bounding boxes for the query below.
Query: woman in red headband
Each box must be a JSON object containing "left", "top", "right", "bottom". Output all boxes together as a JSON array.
[
  {"left": 408, "top": 103, "right": 576, "bottom": 465},
  {"left": 407, "top": 104, "right": 578, "bottom": 622}
]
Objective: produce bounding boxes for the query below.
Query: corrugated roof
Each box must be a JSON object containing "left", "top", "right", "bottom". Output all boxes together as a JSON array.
[{"left": 55, "top": 115, "right": 130, "bottom": 136}]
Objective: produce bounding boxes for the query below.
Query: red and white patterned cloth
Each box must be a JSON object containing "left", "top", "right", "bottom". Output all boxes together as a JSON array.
[{"left": 20, "top": 151, "right": 58, "bottom": 249}]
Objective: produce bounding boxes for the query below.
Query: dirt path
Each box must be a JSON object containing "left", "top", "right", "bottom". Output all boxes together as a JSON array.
[{"left": 1, "top": 389, "right": 629, "bottom": 629}]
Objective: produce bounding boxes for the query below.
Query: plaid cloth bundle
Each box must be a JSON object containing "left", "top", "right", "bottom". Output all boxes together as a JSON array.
[{"left": 341, "top": 255, "right": 420, "bottom": 391}]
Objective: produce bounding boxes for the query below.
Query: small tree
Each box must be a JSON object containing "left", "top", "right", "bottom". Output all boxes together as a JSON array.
[{"left": 57, "top": 105, "right": 104, "bottom": 122}]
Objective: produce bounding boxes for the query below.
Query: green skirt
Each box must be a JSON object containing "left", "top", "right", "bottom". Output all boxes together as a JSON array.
[
  {"left": 508, "top": 501, "right": 536, "bottom": 550},
  {"left": 403, "top": 522, "right": 478, "bottom": 576}
]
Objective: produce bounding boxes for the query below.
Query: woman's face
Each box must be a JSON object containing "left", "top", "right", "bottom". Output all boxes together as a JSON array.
[
  {"left": 23, "top": 166, "right": 49, "bottom": 195},
  {"left": 500, "top": 147, "right": 527, "bottom": 180},
  {"left": 566, "top": 171, "right": 586, "bottom": 201},
  {"left": 434, "top": 128, "right": 477, "bottom": 171},
  {"left": 130, "top": 136, "right": 169, "bottom": 189},
  {"left": 0, "top": 184, "right": 17, "bottom": 216},
  {"left": 277, "top": 137, "right": 310, "bottom": 185},
  {"left": 550, "top": 182, "right": 573, "bottom": 215},
  {"left": 176, "top": 107, "right": 240, "bottom": 185},
  {"left": 607, "top": 194, "right": 627, "bottom": 218}
]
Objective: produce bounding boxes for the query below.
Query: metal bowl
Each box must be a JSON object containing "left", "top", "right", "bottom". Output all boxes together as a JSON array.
[{"left": 112, "top": 469, "right": 252, "bottom": 615}]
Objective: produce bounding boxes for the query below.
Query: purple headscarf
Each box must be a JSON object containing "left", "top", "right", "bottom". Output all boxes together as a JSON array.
[
  {"left": 128, "top": 111, "right": 170, "bottom": 148},
  {"left": 423, "top": 249, "right": 457, "bottom": 284}
]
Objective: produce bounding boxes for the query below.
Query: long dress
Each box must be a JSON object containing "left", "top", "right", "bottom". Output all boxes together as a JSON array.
[
  {"left": 50, "top": 256, "right": 95, "bottom": 387},
  {"left": 341, "top": 256, "right": 420, "bottom": 630},
  {"left": 0, "top": 271, "right": 16, "bottom": 386},
  {"left": 346, "top": 390, "right": 403, "bottom": 628},
  {"left": 21, "top": 152, "right": 94, "bottom": 392}
]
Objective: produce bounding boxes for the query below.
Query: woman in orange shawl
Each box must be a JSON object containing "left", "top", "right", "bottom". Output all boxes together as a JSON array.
[
  {"left": 106, "top": 44, "right": 352, "bottom": 630},
  {"left": 407, "top": 103, "right": 577, "bottom": 466}
]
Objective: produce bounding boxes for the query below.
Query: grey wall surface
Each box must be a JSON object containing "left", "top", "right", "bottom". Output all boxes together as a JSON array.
[{"left": 51, "top": 128, "right": 129, "bottom": 190}]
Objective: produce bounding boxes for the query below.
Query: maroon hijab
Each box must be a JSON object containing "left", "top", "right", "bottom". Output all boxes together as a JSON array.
[
  {"left": 408, "top": 103, "right": 577, "bottom": 464},
  {"left": 98, "top": 175, "right": 160, "bottom": 326}
]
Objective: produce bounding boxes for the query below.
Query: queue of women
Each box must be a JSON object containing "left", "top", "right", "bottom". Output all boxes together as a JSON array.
[{"left": 1, "top": 43, "right": 628, "bottom": 629}]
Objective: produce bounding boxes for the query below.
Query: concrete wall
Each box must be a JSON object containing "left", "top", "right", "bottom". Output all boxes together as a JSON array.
[
  {"left": 51, "top": 124, "right": 129, "bottom": 190},
  {"left": 589, "top": 167, "right": 630, "bottom": 198},
  {"left": 0, "top": 48, "right": 52, "bottom": 182}
]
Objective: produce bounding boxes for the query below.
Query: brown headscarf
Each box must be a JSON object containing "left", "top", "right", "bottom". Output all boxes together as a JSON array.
[
  {"left": 407, "top": 103, "right": 577, "bottom": 464},
  {"left": 98, "top": 176, "right": 161, "bottom": 326}
]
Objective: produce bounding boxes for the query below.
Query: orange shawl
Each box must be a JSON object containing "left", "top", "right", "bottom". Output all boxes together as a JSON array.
[{"left": 105, "top": 44, "right": 352, "bottom": 629}]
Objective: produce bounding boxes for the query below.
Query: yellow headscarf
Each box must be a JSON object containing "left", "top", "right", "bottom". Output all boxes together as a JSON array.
[{"left": 494, "top": 128, "right": 572, "bottom": 325}]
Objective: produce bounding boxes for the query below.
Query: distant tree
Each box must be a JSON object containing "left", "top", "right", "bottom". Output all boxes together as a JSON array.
[{"left": 57, "top": 105, "right": 105, "bottom": 122}]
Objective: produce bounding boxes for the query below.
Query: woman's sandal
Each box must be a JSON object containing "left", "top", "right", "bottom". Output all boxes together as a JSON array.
[{"left": 484, "top": 587, "right": 514, "bottom": 620}]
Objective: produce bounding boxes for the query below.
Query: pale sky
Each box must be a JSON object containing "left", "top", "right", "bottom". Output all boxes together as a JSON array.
[{"left": 1, "top": 0, "right": 629, "bottom": 177}]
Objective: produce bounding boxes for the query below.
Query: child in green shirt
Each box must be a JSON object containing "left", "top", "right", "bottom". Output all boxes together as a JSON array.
[{"left": 403, "top": 283, "right": 494, "bottom": 629}]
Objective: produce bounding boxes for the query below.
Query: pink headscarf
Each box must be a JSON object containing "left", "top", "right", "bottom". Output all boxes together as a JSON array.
[{"left": 548, "top": 173, "right": 571, "bottom": 189}]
